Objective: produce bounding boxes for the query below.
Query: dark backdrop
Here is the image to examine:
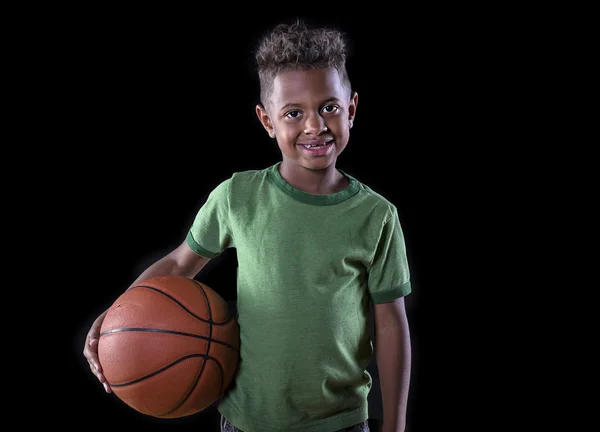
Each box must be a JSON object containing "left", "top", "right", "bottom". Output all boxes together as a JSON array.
[{"left": 60, "top": 13, "right": 464, "bottom": 430}]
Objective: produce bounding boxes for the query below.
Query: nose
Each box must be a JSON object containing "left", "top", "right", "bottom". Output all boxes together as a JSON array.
[{"left": 303, "top": 113, "right": 328, "bottom": 135}]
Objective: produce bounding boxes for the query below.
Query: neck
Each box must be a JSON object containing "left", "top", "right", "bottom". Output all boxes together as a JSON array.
[{"left": 278, "top": 161, "right": 347, "bottom": 195}]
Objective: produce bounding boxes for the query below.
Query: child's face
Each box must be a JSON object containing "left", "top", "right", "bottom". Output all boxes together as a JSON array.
[{"left": 256, "top": 68, "right": 357, "bottom": 172}]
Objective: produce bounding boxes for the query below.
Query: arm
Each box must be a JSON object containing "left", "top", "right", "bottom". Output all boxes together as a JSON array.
[
  {"left": 127, "top": 239, "right": 212, "bottom": 288},
  {"left": 374, "top": 296, "right": 411, "bottom": 432},
  {"left": 83, "top": 239, "right": 212, "bottom": 392}
]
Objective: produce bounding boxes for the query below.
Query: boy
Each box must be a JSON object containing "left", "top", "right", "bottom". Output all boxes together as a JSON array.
[{"left": 84, "top": 19, "right": 412, "bottom": 432}]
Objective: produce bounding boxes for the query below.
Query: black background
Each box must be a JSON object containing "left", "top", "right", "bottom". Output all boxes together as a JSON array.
[{"left": 56, "top": 11, "right": 512, "bottom": 430}]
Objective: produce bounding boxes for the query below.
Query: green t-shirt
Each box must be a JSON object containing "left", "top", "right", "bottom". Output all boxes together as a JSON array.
[{"left": 186, "top": 162, "right": 411, "bottom": 432}]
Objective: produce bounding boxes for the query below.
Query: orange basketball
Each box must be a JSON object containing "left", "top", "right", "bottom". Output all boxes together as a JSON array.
[{"left": 98, "top": 275, "right": 240, "bottom": 418}]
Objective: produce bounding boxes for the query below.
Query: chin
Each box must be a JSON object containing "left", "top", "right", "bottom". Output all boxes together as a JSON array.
[{"left": 302, "top": 159, "right": 335, "bottom": 171}]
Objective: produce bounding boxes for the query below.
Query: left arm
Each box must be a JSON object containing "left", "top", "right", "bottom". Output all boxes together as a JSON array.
[{"left": 374, "top": 297, "right": 411, "bottom": 432}]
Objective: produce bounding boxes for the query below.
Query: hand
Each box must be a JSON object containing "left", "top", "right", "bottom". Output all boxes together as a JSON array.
[{"left": 83, "top": 310, "right": 111, "bottom": 393}]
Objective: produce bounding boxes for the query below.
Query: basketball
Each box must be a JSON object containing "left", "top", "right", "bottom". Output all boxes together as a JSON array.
[{"left": 97, "top": 275, "right": 240, "bottom": 418}]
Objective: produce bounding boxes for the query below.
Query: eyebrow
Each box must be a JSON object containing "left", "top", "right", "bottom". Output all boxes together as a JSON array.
[{"left": 279, "top": 97, "right": 341, "bottom": 112}]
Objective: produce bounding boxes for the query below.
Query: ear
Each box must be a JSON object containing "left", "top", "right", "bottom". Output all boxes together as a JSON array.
[
  {"left": 347, "top": 91, "right": 358, "bottom": 129},
  {"left": 256, "top": 103, "right": 276, "bottom": 138}
]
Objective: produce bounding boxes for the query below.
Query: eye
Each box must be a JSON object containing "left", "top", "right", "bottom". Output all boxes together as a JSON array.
[
  {"left": 285, "top": 110, "right": 301, "bottom": 119},
  {"left": 322, "top": 105, "right": 339, "bottom": 114}
]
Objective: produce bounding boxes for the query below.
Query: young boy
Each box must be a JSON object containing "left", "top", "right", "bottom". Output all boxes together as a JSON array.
[{"left": 84, "top": 19, "right": 412, "bottom": 432}]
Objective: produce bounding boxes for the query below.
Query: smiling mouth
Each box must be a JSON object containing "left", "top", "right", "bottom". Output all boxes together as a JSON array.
[
  {"left": 298, "top": 139, "right": 334, "bottom": 156},
  {"left": 299, "top": 139, "right": 334, "bottom": 149}
]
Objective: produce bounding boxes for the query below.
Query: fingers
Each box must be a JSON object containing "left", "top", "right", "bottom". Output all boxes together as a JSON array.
[
  {"left": 91, "top": 365, "right": 112, "bottom": 394},
  {"left": 83, "top": 336, "right": 112, "bottom": 393},
  {"left": 95, "top": 367, "right": 112, "bottom": 394},
  {"left": 83, "top": 336, "right": 100, "bottom": 371},
  {"left": 83, "top": 310, "right": 112, "bottom": 393}
]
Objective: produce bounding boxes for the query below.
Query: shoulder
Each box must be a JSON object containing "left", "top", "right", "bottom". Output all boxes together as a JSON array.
[
  {"left": 346, "top": 172, "right": 400, "bottom": 223},
  {"left": 210, "top": 165, "right": 272, "bottom": 187},
  {"left": 228, "top": 165, "right": 272, "bottom": 191},
  {"left": 209, "top": 165, "right": 273, "bottom": 200},
  {"left": 230, "top": 166, "right": 270, "bottom": 183}
]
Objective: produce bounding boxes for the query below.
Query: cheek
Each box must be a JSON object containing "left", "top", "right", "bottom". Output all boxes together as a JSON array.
[
  {"left": 276, "top": 124, "right": 302, "bottom": 141},
  {"left": 331, "top": 120, "right": 350, "bottom": 139}
]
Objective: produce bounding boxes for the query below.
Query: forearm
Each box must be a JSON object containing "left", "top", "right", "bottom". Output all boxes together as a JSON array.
[
  {"left": 375, "top": 314, "right": 411, "bottom": 432},
  {"left": 128, "top": 255, "right": 187, "bottom": 287},
  {"left": 92, "top": 256, "right": 188, "bottom": 319},
  {"left": 127, "top": 247, "right": 208, "bottom": 289}
]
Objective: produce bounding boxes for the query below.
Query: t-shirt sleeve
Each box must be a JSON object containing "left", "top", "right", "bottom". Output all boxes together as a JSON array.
[
  {"left": 368, "top": 207, "right": 411, "bottom": 304},
  {"left": 185, "top": 178, "right": 234, "bottom": 258}
]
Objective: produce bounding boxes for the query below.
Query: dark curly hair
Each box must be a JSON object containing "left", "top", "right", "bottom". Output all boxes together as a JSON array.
[{"left": 255, "top": 19, "right": 352, "bottom": 106}]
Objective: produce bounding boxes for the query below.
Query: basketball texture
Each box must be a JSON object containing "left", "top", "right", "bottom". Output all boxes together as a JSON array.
[{"left": 98, "top": 275, "right": 240, "bottom": 418}]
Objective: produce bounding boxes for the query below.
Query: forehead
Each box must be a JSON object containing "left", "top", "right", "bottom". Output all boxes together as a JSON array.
[{"left": 271, "top": 68, "right": 347, "bottom": 106}]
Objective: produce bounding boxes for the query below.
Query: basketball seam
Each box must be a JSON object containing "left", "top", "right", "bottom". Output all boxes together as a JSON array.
[
  {"left": 99, "top": 328, "right": 240, "bottom": 352},
  {"left": 162, "top": 278, "right": 215, "bottom": 417},
  {"left": 129, "top": 284, "right": 234, "bottom": 326}
]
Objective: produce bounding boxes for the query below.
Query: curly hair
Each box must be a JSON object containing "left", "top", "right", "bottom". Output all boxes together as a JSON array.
[{"left": 255, "top": 19, "right": 352, "bottom": 106}]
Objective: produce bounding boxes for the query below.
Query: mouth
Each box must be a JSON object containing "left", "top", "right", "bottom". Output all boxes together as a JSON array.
[{"left": 298, "top": 139, "right": 334, "bottom": 155}]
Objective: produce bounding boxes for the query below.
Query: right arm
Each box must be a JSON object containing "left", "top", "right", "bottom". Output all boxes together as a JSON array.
[{"left": 83, "top": 239, "right": 212, "bottom": 393}]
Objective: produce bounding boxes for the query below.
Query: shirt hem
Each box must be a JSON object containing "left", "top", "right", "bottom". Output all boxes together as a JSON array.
[
  {"left": 185, "top": 231, "right": 220, "bottom": 258},
  {"left": 371, "top": 280, "right": 411, "bottom": 304},
  {"left": 218, "top": 405, "right": 368, "bottom": 432}
]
